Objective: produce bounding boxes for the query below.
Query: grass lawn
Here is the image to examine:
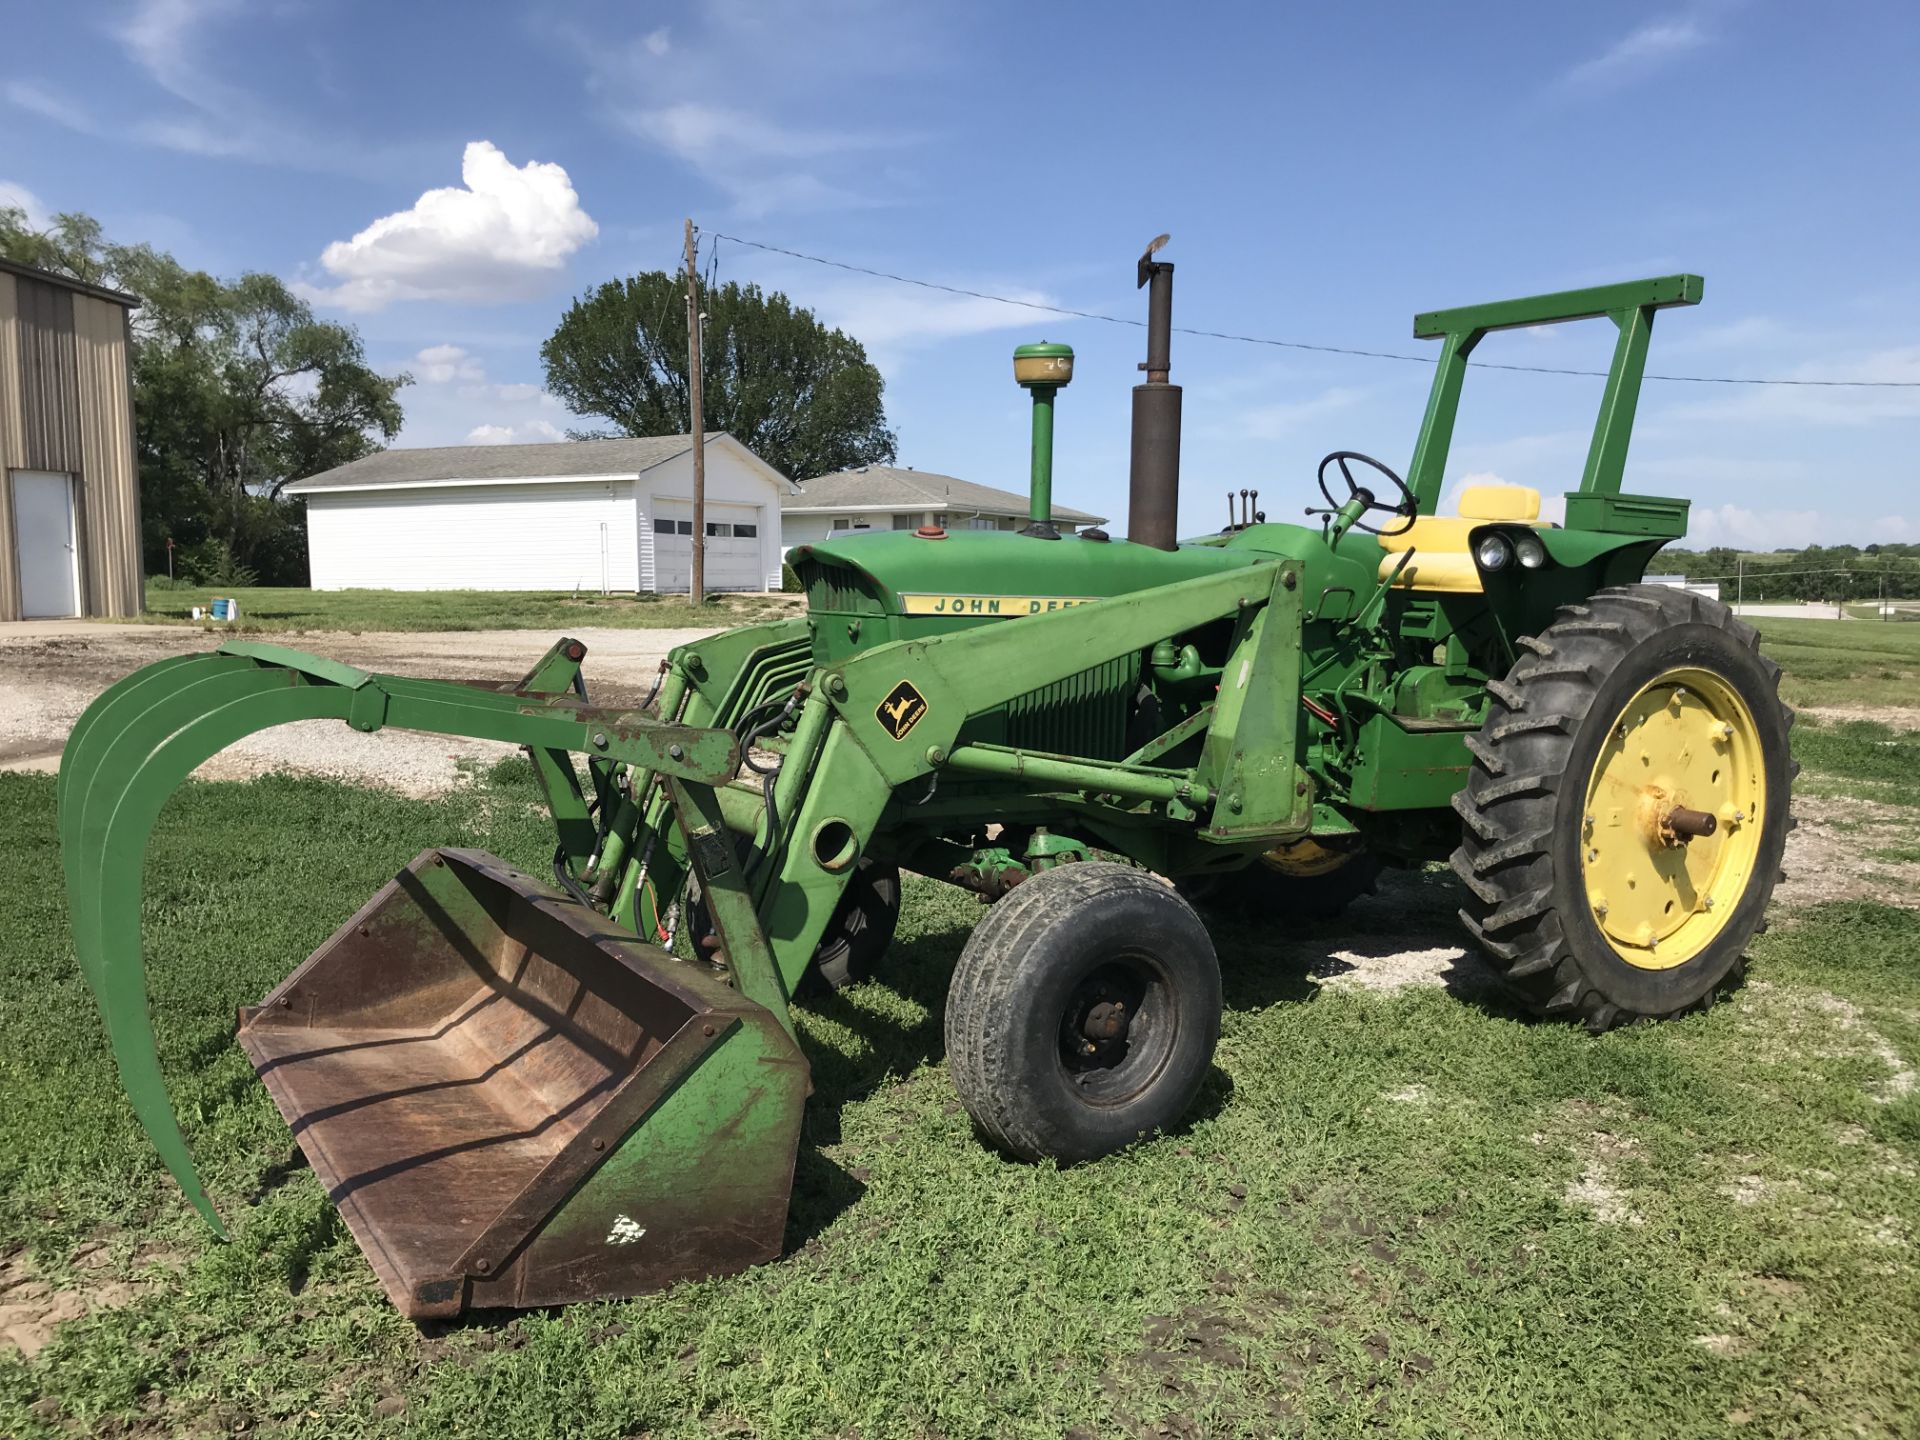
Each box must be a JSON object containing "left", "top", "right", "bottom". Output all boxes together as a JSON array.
[
  {"left": 1751, "top": 617, "right": 1920, "bottom": 710},
  {"left": 3, "top": 713, "right": 1918, "bottom": 1438},
  {"left": 133, "top": 581, "right": 801, "bottom": 633}
]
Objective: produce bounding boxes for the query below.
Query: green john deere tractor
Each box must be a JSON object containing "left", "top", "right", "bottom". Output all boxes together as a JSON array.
[{"left": 62, "top": 242, "right": 1793, "bottom": 1317}]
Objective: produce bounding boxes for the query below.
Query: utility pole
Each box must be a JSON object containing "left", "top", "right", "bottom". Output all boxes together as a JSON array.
[{"left": 683, "top": 217, "right": 706, "bottom": 605}]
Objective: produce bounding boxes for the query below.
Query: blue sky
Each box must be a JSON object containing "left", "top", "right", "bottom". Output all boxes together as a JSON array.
[{"left": 5, "top": 0, "right": 1918, "bottom": 549}]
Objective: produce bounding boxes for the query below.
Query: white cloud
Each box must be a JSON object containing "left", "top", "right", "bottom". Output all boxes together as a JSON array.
[
  {"left": 1562, "top": 16, "right": 1709, "bottom": 93},
  {"left": 1870, "top": 515, "right": 1919, "bottom": 544},
  {"left": 572, "top": 2, "right": 939, "bottom": 216},
  {"left": 1655, "top": 347, "right": 1920, "bottom": 427},
  {"left": 300, "top": 142, "right": 598, "bottom": 312},
  {"left": 1239, "top": 386, "right": 1367, "bottom": 441},
  {"left": 491, "top": 382, "right": 547, "bottom": 402},
  {"left": 0, "top": 179, "right": 47, "bottom": 228},
  {"left": 813, "top": 280, "right": 1068, "bottom": 353},
  {"left": 467, "top": 420, "right": 564, "bottom": 445},
  {"left": 8, "top": 2, "right": 411, "bottom": 175},
  {"left": 1660, "top": 315, "right": 1785, "bottom": 354},
  {"left": 622, "top": 102, "right": 904, "bottom": 217},
  {"left": 3, "top": 79, "right": 100, "bottom": 134},
  {"left": 631, "top": 102, "right": 871, "bottom": 166},
  {"left": 1688, "top": 503, "right": 1830, "bottom": 550},
  {"left": 413, "top": 344, "right": 485, "bottom": 384}
]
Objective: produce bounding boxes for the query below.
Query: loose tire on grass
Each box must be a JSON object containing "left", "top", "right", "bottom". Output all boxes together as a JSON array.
[
  {"left": 1451, "top": 584, "right": 1795, "bottom": 1031},
  {"left": 809, "top": 859, "right": 900, "bottom": 991},
  {"left": 945, "top": 862, "right": 1222, "bottom": 1162},
  {"left": 691, "top": 856, "right": 900, "bottom": 995}
]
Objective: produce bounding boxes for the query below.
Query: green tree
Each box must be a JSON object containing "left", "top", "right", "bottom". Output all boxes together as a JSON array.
[
  {"left": 541, "top": 272, "right": 896, "bottom": 481},
  {"left": 0, "top": 208, "right": 407, "bottom": 584}
]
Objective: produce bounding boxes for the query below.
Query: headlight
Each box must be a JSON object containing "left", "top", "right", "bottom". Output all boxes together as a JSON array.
[
  {"left": 1475, "top": 534, "right": 1513, "bottom": 572},
  {"left": 1514, "top": 533, "right": 1548, "bottom": 569}
]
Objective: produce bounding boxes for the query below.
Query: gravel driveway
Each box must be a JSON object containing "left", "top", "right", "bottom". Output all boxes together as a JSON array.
[{"left": 0, "top": 622, "right": 721, "bottom": 796}]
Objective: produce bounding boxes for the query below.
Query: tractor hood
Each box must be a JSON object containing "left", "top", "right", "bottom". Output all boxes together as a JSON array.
[
  {"left": 790, "top": 529, "right": 1265, "bottom": 664},
  {"left": 792, "top": 528, "right": 1264, "bottom": 618}
]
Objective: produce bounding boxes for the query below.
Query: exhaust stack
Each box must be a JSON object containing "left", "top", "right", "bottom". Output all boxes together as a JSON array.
[{"left": 1128, "top": 234, "right": 1181, "bottom": 551}]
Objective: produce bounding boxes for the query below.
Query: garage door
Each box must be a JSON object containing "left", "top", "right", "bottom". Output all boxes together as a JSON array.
[
  {"left": 651, "top": 501, "right": 764, "bottom": 592},
  {"left": 303, "top": 482, "right": 636, "bottom": 592}
]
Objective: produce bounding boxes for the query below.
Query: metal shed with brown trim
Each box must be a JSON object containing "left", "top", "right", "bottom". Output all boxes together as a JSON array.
[{"left": 0, "top": 257, "right": 142, "bottom": 621}]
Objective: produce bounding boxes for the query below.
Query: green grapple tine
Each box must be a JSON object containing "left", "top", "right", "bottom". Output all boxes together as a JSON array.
[
  {"left": 59, "top": 643, "right": 806, "bottom": 1316},
  {"left": 58, "top": 653, "right": 246, "bottom": 834},
  {"left": 63, "top": 658, "right": 357, "bottom": 1230}
]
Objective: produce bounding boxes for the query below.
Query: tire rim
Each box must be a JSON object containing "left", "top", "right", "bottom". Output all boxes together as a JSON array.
[
  {"left": 1579, "top": 666, "right": 1766, "bottom": 969},
  {"left": 1056, "top": 954, "right": 1176, "bottom": 1105}
]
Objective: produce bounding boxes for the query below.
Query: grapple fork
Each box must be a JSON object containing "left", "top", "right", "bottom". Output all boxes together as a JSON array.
[{"left": 59, "top": 641, "right": 809, "bottom": 1317}]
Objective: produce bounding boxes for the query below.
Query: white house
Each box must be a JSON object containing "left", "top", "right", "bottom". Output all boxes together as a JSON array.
[
  {"left": 287, "top": 434, "right": 794, "bottom": 593},
  {"left": 780, "top": 466, "right": 1106, "bottom": 554}
]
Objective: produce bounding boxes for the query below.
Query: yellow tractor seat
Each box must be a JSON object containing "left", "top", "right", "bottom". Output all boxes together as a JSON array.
[{"left": 1378, "top": 484, "right": 1542, "bottom": 593}]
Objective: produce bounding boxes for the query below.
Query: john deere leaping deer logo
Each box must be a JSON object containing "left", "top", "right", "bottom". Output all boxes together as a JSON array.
[{"left": 876, "top": 680, "right": 929, "bottom": 740}]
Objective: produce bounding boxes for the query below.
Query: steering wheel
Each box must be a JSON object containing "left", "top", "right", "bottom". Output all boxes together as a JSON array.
[{"left": 1316, "top": 451, "right": 1418, "bottom": 537}]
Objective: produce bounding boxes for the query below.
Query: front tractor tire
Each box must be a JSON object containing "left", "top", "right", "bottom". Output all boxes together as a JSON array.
[
  {"left": 1453, "top": 585, "right": 1795, "bottom": 1031},
  {"left": 945, "top": 863, "right": 1222, "bottom": 1163}
]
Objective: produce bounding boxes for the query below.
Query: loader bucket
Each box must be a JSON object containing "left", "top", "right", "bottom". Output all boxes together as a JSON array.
[
  {"left": 236, "top": 848, "right": 807, "bottom": 1319},
  {"left": 59, "top": 642, "right": 806, "bottom": 1320}
]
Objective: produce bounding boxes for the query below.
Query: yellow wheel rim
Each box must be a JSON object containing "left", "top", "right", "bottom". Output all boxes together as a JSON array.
[
  {"left": 1258, "top": 837, "right": 1356, "bottom": 878},
  {"left": 1580, "top": 667, "right": 1766, "bottom": 970}
]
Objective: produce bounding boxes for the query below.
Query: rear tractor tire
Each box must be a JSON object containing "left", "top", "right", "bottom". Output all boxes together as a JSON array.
[
  {"left": 945, "top": 863, "right": 1222, "bottom": 1163},
  {"left": 1452, "top": 585, "right": 1795, "bottom": 1031}
]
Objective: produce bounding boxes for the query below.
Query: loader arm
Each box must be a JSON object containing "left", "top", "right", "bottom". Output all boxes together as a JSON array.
[{"left": 58, "top": 641, "right": 742, "bottom": 1235}]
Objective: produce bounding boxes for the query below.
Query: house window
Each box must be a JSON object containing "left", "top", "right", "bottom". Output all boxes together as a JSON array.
[
  {"left": 734, "top": 522, "right": 757, "bottom": 537},
  {"left": 965, "top": 516, "right": 997, "bottom": 530},
  {"left": 653, "top": 517, "right": 675, "bottom": 534}
]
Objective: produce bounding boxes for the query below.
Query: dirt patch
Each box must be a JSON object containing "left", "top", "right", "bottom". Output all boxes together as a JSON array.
[
  {"left": 1742, "top": 981, "right": 1918, "bottom": 1102},
  {"left": 1776, "top": 794, "right": 1920, "bottom": 911},
  {"left": 1289, "top": 869, "right": 1506, "bottom": 1003},
  {"left": 1545, "top": 1100, "right": 1648, "bottom": 1228},
  {"left": 0, "top": 624, "right": 717, "bottom": 796},
  {"left": 1693, "top": 1332, "right": 1749, "bottom": 1357},
  {"left": 1800, "top": 705, "right": 1920, "bottom": 731},
  {"left": 0, "top": 1244, "right": 148, "bottom": 1360}
]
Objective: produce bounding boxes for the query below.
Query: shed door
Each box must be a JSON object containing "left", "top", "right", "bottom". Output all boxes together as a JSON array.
[
  {"left": 651, "top": 501, "right": 764, "bottom": 592},
  {"left": 12, "top": 471, "right": 81, "bottom": 619}
]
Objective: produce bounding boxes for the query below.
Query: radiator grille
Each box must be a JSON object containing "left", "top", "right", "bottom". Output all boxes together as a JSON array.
[
  {"left": 797, "top": 560, "right": 884, "bottom": 614},
  {"left": 1001, "top": 654, "right": 1139, "bottom": 760}
]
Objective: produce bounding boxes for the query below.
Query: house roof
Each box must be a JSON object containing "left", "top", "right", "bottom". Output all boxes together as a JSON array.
[
  {"left": 786, "top": 466, "right": 1105, "bottom": 525},
  {"left": 0, "top": 256, "right": 141, "bottom": 309},
  {"left": 286, "top": 433, "right": 790, "bottom": 494}
]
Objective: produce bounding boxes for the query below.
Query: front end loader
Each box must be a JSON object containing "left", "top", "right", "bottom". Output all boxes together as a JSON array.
[{"left": 62, "top": 244, "right": 1792, "bottom": 1318}]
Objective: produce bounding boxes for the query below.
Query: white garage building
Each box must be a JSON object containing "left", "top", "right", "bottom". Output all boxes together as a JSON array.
[{"left": 286, "top": 434, "right": 793, "bottom": 593}]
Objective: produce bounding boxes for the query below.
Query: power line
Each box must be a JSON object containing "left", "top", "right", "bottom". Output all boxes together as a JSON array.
[{"left": 711, "top": 232, "right": 1920, "bottom": 390}]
